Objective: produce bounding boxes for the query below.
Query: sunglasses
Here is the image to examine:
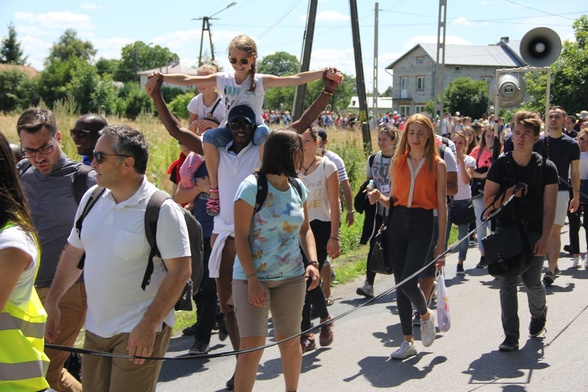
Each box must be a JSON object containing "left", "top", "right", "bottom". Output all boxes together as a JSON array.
[
  {"left": 70, "top": 129, "right": 95, "bottom": 139},
  {"left": 228, "top": 121, "right": 255, "bottom": 131},
  {"left": 93, "top": 150, "right": 132, "bottom": 164},
  {"left": 228, "top": 56, "right": 253, "bottom": 65}
]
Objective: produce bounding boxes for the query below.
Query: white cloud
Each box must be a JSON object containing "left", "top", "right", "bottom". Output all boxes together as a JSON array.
[
  {"left": 80, "top": 4, "right": 101, "bottom": 10},
  {"left": 14, "top": 11, "right": 94, "bottom": 31},
  {"left": 316, "top": 10, "right": 349, "bottom": 22},
  {"left": 452, "top": 17, "right": 472, "bottom": 26}
]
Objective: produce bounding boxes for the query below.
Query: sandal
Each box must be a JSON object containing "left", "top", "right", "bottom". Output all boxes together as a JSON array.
[
  {"left": 326, "top": 295, "right": 334, "bottom": 306},
  {"left": 206, "top": 188, "right": 220, "bottom": 216}
]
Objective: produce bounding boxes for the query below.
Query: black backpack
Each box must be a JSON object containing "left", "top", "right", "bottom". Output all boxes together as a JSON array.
[
  {"left": 253, "top": 171, "right": 302, "bottom": 213},
  {"left": 19, "top": 161, "right": 93, "bottom": 204},
  {"left": 75, "top": 187, "right": 203, "bottom": 296}
]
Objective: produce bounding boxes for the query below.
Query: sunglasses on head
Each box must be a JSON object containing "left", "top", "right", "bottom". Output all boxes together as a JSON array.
[
  {"left": 228, "top": 121, "right": 255, "bottom": 131},
  {"left": 228, "top": 56, "right": 253, "bottom": 65},
  {"left": 93, "top": 150, "right": 132, "bottom": 164},
  {"left": 70, "top": 128, "right": 95, "bottom": 139}
]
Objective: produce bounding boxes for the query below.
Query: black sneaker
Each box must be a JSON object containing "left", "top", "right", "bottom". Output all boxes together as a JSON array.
[
  {"left": 498, "top": 336, "right": 519, "bottom": 351},
  {"left": 543, "top": 271, "right": 555, "bottom": 287},
  {"left": 476, "top": 256, "right": 488, "bottom": 269},
  {"left": 217, "top": 318, "right": 228, "bottom": 342},
  {"left": 182, "top": 323, "right": 197, "bottom": 336},
  {"left": 189, "top": 340, "right": 210, "bottom": 355},
  {"left": 563, "top": 244, "right": 572, "bottom": 254},
  {"left": 456, "top": 264, "right": 465, "bottom": 275},
  {"left": 225, "top": 373, "right": 235, "bottom": 391},
  {"left": 530, "top": 307, "right": 547, "bottom": 337}
]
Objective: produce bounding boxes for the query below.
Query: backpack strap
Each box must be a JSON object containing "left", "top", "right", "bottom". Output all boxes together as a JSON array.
[
  {"left": 142, "top": 190, "right": 169, "bottom": 291},
  {"left": 368, "top": 153, "right": 376, "bottom": 168},
  {"left": 73, "top": 165, "right": 93, "bottom": 204},
  {"left": 254, "top": 171, "right": 302, "bottom": 214},
  {"left": 17, "top": 160, "right": 32, "bottom": 176},
  {"left": 75, "top": 186, "right": 106, "bottom": 269}
]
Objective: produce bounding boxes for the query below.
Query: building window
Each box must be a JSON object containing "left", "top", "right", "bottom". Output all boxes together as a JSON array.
[
  {"left": 454, "top": 66, "right": 461, "bottom": 72},
  {"left": 400, "top": 77, "right": 408, "bottom": 90},
  {"left": 400, "top": 105, "right": 410, "bottom": 116},
  {"left": 416, "top": 56, "right": 424, "bottom": 64},
  {"left": 414, "top": 105, "right": 425, "bottom": 113},
  {"left": 416, "top": 76, "right": 425, "bottom": 91}
]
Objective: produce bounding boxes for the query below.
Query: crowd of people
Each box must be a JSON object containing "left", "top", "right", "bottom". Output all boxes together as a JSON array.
[{"left": 2, "top": 31, "right": 588, "bottom": 391}]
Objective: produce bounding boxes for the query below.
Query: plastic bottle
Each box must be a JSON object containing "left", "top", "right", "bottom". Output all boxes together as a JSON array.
[{"left": 367, "top": 179, "right": 375, "bottom": 191}]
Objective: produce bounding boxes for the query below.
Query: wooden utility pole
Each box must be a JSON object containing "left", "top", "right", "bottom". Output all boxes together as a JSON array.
[
  {"left": 292, "top": 0, "right": 318, "bottom": 120},
  {"left": 350, "top": 0, "right": 372, "bottom": 151}
]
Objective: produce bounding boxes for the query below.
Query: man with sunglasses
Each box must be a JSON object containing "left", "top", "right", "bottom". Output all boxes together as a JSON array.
[
  {"left": 16, "top": 107, "right": 97, "bottom": 392},
  {"left": 70, "top": 113, "right": 107, "bottom": 165},
  {"left": 44, "top": 125, "right": 191, "bottom": 392}
]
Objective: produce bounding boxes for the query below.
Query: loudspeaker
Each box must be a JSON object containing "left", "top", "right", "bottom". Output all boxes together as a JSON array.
[
  {"left": 488, "top": 74, "right": 526, "bottom": 108},
  {"left": 520, "top": 27, "right": 562, "bottom": 67}
]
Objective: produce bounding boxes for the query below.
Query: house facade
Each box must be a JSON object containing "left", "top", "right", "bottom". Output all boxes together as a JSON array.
[
  {"left": 137, "top": 63, "right": 198, "bottom": 91},
  {"left": 385, "top": 38, "right": 526, "bottom": 115}
]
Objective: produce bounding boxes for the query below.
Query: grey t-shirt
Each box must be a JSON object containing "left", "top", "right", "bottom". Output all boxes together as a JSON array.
[{"left": 18, "top": 154, "right": 96, "bottom": 287}]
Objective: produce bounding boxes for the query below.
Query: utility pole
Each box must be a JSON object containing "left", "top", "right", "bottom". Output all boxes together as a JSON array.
[
  {"left": 372, "top": 2, "right": 379, "bottom": 130},
  {"left": 350, "top": 0, "right": 372, "bottom": 151},
  {"left": 292, "top": 0, "right": 318, "bottom": 120},
  {"left": 433, "top": 0, "right": 447, "bottom": 134},
  {"left": 193, "top": 2, "right": 237, "bottom": 66}
]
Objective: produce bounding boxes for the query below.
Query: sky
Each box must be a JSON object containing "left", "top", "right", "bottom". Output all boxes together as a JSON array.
[{"left": 0, "top": 0, "right": 585, "bottom": 92}]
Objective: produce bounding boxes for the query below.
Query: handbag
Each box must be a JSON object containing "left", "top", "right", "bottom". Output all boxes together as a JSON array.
[
  {"left": 450, "top": 201, "right": 476, "bottom": 225},
  {"left": 174, "top": 279, "right": 194, "bottom": 311},
  {"left": 436, "top": 269, "right": 451, "bottom": 332},
  {"left": 482, "top": 224, "right": 533, "bottom": 279},
  {"left": 369, "top": 213, "right": 393, "bottom": 275}
]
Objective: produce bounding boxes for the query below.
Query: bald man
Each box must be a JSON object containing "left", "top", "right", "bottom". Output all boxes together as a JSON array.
[{"left": 70, "top": 113, "right": 107, "bottom": 165}]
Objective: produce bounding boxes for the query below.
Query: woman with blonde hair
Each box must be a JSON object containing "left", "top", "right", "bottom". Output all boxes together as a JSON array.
[{"left": 368, "top": 113, "right": 447, "bottom": 359}]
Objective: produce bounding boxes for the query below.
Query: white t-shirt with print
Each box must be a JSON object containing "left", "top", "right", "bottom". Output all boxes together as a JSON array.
[{"left": 216, "top": 72, "right": 265, "bottom": 126}]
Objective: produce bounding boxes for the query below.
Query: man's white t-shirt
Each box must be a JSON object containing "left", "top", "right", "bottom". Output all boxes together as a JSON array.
[{"left": 68, "top": 179, "right": 190, "bottom": 338}]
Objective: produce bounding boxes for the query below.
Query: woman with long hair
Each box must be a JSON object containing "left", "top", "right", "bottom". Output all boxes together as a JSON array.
[
  {"left": 470, "top": 125, "right": 502, "bottom": 268},
  {"left": 368, "top": 113, "right": 447, "bottom": 359},
  {"left": 0, "top": 131, "right": 50, "bottom": 390},
  {"left": 298, "top": 127, "right": 340, "bottom": 352},
  {"left": 233, "top": 129, "right": 319, "bottom": 392}
]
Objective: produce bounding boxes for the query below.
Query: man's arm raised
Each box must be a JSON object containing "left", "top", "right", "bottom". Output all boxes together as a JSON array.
[
  {"left": 147, "top": 74, "right": 203, "bottom": 155},
  {"left": 291, "top": 69, "right": 342, "bottom": 133}
]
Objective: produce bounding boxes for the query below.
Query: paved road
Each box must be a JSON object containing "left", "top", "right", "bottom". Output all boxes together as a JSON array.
[{"left": 157, "top": 229, "right": 588, "bottom": 391}]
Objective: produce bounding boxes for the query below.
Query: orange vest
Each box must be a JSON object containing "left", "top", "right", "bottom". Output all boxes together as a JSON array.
[{"left": 392, "top": 154, "right": 439, "bottom": 210}]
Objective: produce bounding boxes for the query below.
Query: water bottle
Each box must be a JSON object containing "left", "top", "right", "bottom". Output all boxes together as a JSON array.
[{"left": 367, "top": 179, "right": 375, "bottom": 191}]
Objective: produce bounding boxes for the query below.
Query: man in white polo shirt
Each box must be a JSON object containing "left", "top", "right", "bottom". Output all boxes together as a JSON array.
[{"left": 44, "top": 125, "right": 191, "bottom": 392}]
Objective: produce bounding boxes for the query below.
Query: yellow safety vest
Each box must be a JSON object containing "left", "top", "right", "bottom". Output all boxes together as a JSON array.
[{"left": 0, "top": 221, "right": 50, "bottom": 391}]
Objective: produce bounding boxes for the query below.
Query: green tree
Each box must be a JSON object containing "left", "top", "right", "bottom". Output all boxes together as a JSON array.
[
  {"left": 95, "top": 57, "right": 119, "bottom": 77},
  {"left": 0, "top": 23, "right": 27, "bottom": 65},
  {"left": 444, "top": 77, "right": 489, "bottom": 119},
  {"left": 46, "top": 29, "right": 96, "bottom": 64},
  {"left": 257, "top": 51, "right": 299, "bottom": 76},
  {"left": 0, "top": 70, "right": 37, "bottom": 112},
  {"left": 116, "top": 41, "right": 179, "bottom": 83},
  {"left": 382, "top": 86, "right": 393, "bottom": 97}
]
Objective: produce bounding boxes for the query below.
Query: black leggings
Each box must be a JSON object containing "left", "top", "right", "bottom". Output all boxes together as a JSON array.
[
  {"left": 568, "top": 204, "right": 588, "bottom": 255},
  {"left": 366, "top": 214, "right": 385, "bottom": 285},
  {"left": 301, "top": 220, "right": 331, "bottom": 331},
  {"left": 387, "top": 206, "right": 434, "bottom": 336}
]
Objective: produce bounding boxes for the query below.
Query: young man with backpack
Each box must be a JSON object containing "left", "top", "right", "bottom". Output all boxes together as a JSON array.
[
  {"left": 44, "top": 125, "right": 192, "bottom": 392},
  {"left": 17, "top": 107, "right": 97, "bottom": 392}
]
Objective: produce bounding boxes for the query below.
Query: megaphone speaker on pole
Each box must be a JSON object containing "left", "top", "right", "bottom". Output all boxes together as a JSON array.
[{"left": 520, "top": 27, "right": 562, "bottom": 67}]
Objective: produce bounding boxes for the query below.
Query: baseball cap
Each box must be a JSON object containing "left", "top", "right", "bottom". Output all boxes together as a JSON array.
[
  {"left": 318, "top": 128, "right": 328, "bottom": 141},
  {"left": 227, "top": 105, "right": 256, "bottom": 124}
]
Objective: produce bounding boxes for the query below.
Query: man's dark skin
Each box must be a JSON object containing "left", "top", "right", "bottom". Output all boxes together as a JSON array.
[{"left": 71, "top": 113, "right": 107, "bottom": 156}]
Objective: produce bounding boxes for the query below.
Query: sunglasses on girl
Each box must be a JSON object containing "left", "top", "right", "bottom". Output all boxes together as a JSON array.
[
  {"left": 228, "top": 56, "right": 253, "bottom": 65},
  {"left": 93, "top": 150, "right": 132, "bottom": 164}
]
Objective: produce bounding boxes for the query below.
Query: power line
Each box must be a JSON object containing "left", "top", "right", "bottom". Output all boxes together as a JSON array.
[
  {"left": 257, "top": 0, "right": 303, "bottom": 39},
  {"left": 504, "top": 0, "right": 576, "bottom": 21}
]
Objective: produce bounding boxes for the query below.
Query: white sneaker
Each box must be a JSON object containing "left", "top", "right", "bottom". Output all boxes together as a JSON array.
[
  {"left": 572, "top": 257, "right": 580, "bottom": 268},
  {"left": 356, "top": 280, "right": 374, "bottom": 298},
  {"left": 390, "top": 341, "right": 417, "bottom": 359},
  {"left": 421, "top": 311, "right": 436, "bottom": 347}
]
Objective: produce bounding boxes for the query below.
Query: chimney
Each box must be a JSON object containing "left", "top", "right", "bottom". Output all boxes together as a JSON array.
[{"left": 501, "top": 36, "right": 509, "bottom": 43}]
